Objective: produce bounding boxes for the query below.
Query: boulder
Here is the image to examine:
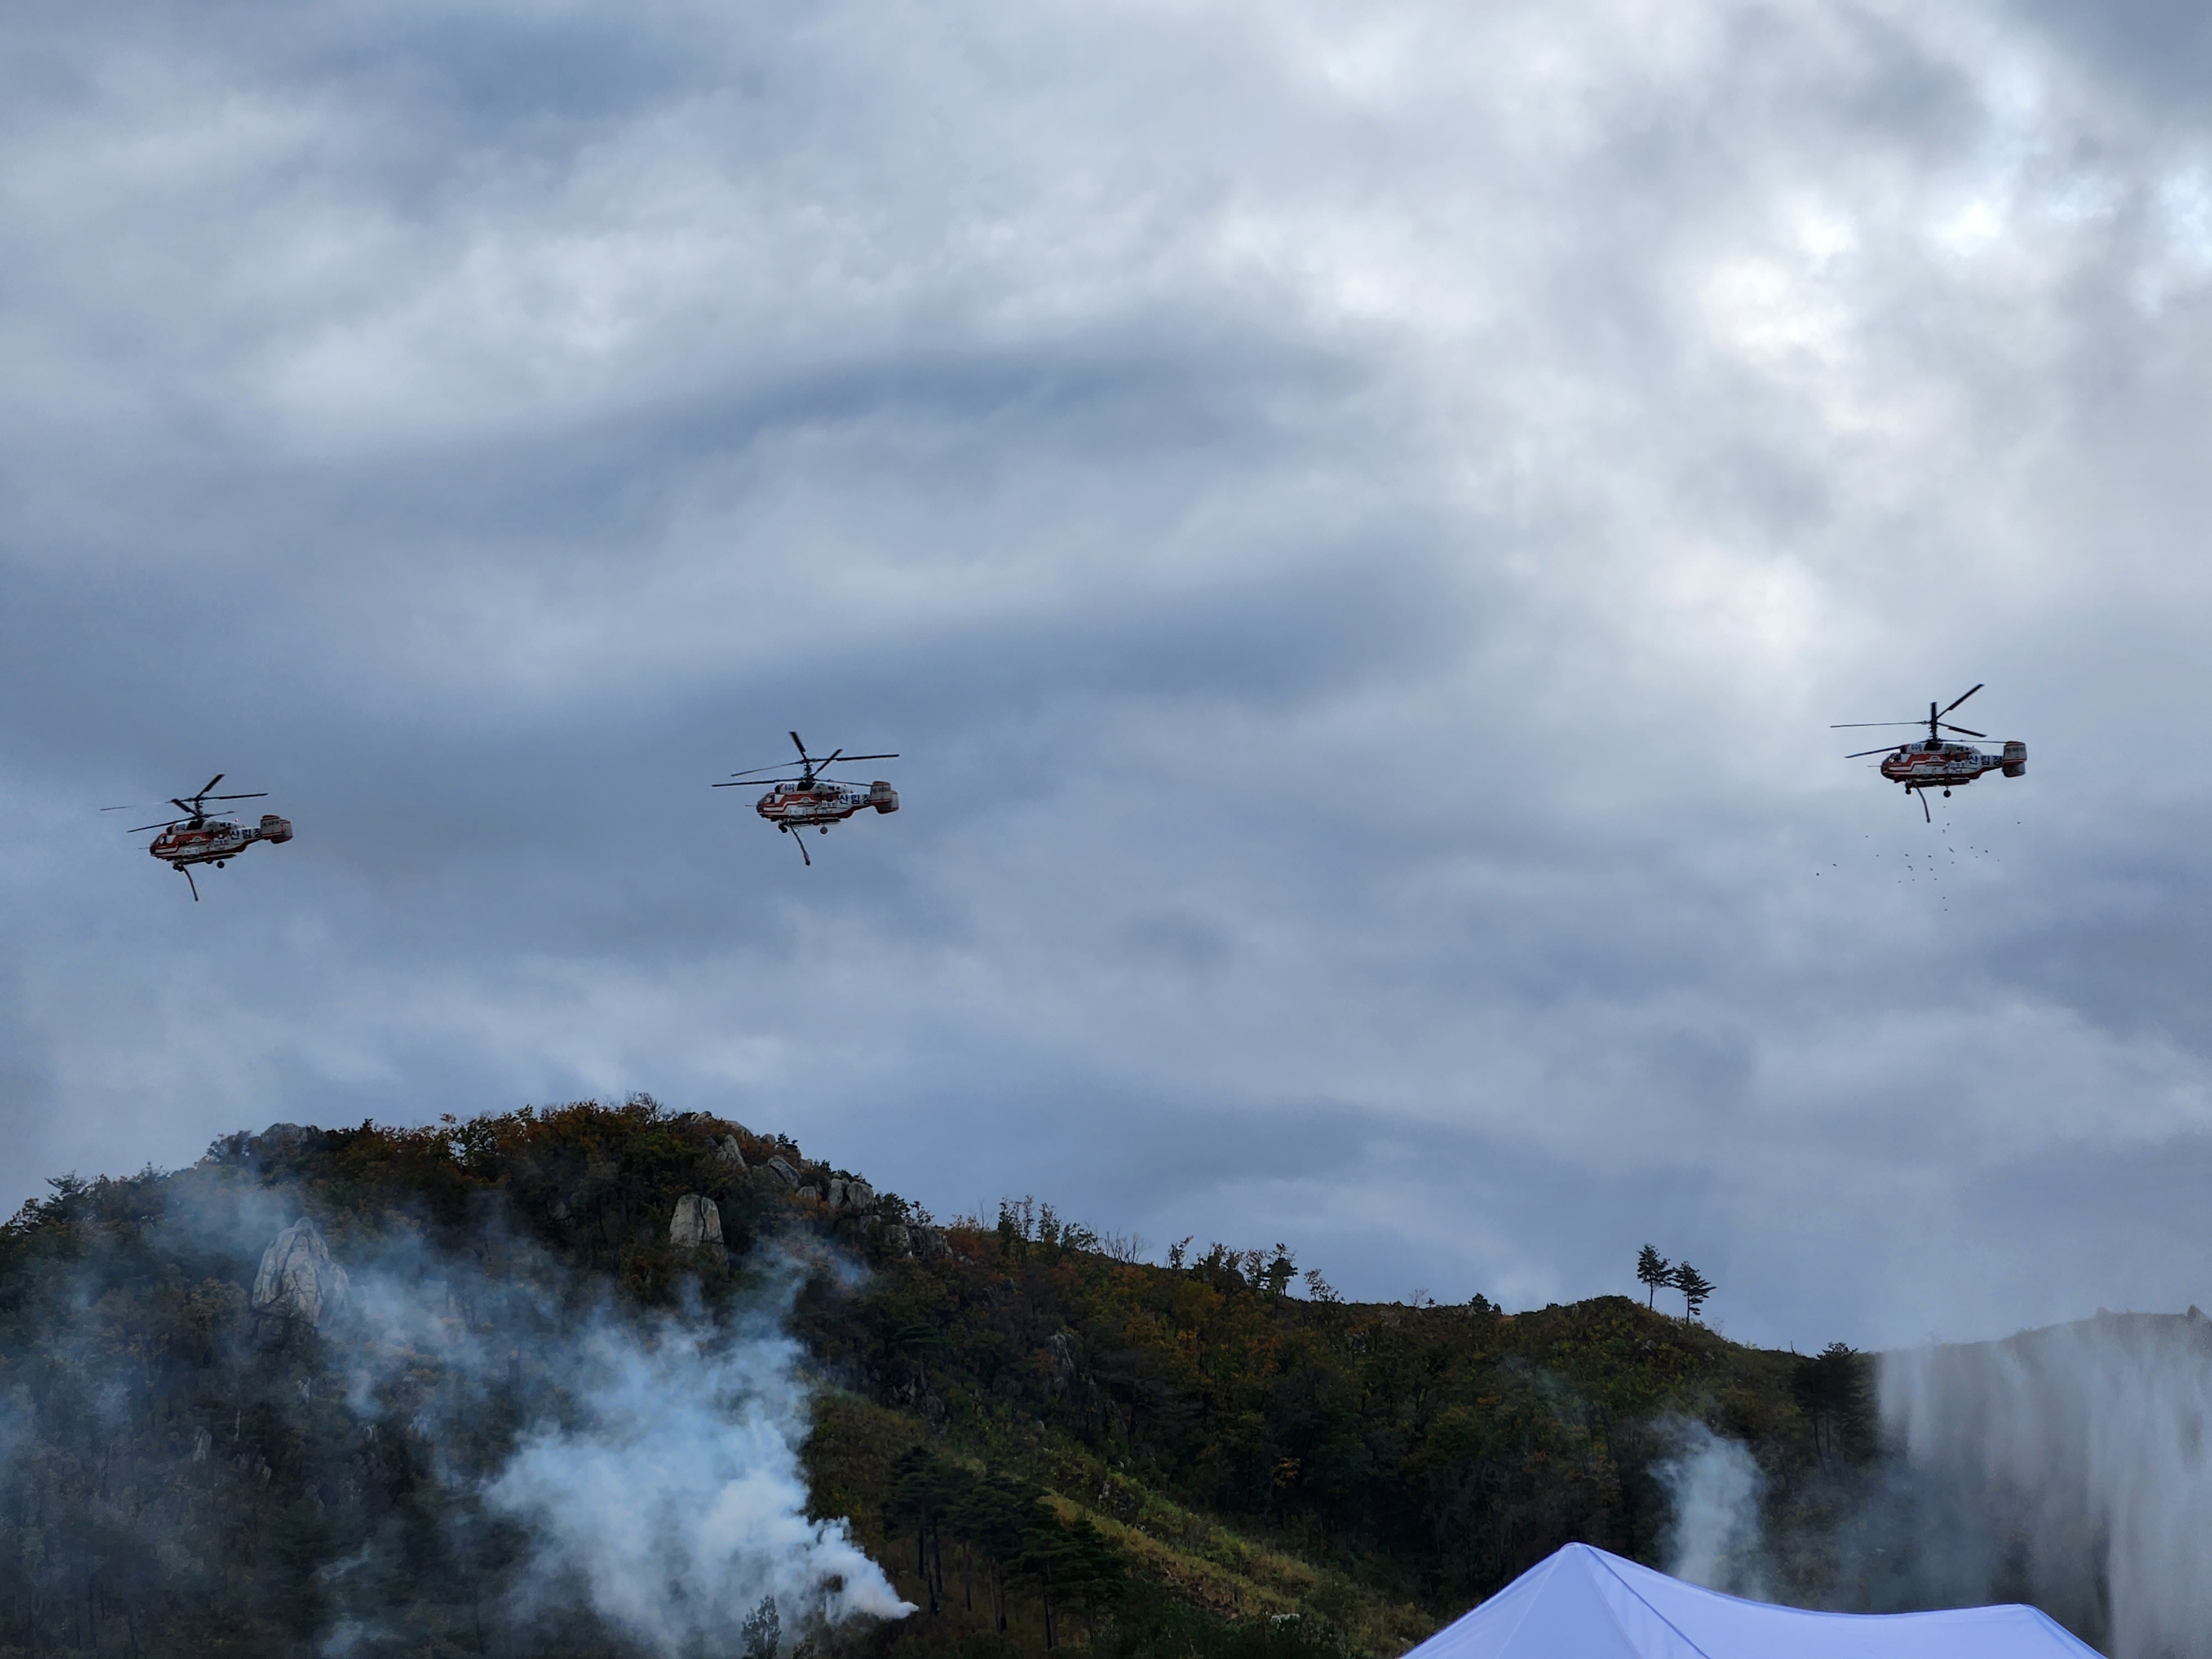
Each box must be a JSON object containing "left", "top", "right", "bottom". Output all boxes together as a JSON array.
[
  {"left": 669, "top": 1194, "right": 723, "bottom": 1249},
  {"left": 714, "top": 1136, "right": 747, "bottom": 1170},
  {"left": 764, "top": 1155, "right": 801, "bottom": 1190},
  {"left": 251, "top": 1217, "right": 351, "bottom": 1328},
  {"left": 827, "top": 1177, "right": 875, "bottom": 1214}
]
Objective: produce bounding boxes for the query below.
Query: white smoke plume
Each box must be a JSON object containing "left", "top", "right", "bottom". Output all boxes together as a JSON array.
[
  {"left": 241, "top": 1206, "right": 916, "bottom": 1655},
  {"left": 1655, "top": 1418, "right": 1773, "bottom": 1600},
  {"left": 1881, "top": 1309, "right": 2212, "bottom": 1657},
  {"left": 481, "top": 1288, "right": 913, "bottom": 1645}
]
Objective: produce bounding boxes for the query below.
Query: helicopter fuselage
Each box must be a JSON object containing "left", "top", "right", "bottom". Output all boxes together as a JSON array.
[
  {"left": 755, "top": 781, "right": 899, "bottom": 830},
  {"left": 152, "top": 814, "right": 294, "bottom": 868},
  {"left": 1877, "top": 739, "right": 2026, "bottom": 792}
]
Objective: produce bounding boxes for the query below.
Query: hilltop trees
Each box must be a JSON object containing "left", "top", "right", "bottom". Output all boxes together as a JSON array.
[
  {"left": 1635, "top": 1246, "right": 1716, "bottom": 1321},
  {"left": 1672, "top": 1262, "right": 1715, "bottom": 1321}
]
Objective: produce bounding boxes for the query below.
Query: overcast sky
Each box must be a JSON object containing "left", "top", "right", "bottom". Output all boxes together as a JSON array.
[{"left": 7, "top": 0, "right": 2212, "bottom": 1350}]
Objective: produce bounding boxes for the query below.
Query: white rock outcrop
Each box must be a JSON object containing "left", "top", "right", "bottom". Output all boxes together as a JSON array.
[
  {"left": 251, "top": 1217, "right": 351, "bottom": 1327},
  {"left": 764, "top": 1155, "right": 801, "bottom": 1190},
  {"left": 714, "top": 1136, "right": 747, "bottom": 1170},
  {"left": 669, "top": 1194, "right": 723, "bottom": 1248}
]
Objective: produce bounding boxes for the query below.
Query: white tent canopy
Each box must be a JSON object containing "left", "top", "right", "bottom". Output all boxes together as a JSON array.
[{"left": 1405, "top": 1544, "right": 2099, "bottom": 1659}]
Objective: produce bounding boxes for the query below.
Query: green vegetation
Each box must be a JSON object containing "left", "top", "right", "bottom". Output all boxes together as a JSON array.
[{"left": 0, "top": 1100, "right": 1877, "bottom": 1657}]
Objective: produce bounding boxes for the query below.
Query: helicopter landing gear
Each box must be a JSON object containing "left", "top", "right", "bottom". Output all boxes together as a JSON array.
[
  {"left": 1942, "top": 789, "right": 1951, "bottom": 797},
  {"left": 215, "top": 859, "right": 226, "bottom": 867}
]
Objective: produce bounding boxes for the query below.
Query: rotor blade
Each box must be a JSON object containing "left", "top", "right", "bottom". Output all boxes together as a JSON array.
[
  {"left": 1829, "top": 722, "right": 1922, "bottom": 729},
  {"left": 127, "top": 819, "right": 180, "bottom": 832},
  {"left": 713, "top": 779, "right": 799, "bottom": 789},
  {"left": 790, "top": 732, "right": 807, "bottom": 756},
  {"left": 172, "top": 799, "right": 196, "bottom": 815},
  {"left": 815, "top": 749, "right": 843, "bottom": 770},
  {"left": 1939, "top": 724, "right": 1986, "bottom": 738},
  {"left": 201, "top": 792, "right": 267, "bottom": 802},
  {"left": 196, "top": 774, "right": 224, "bottom": 797},
  {"left": 1941, "top": 684, "right": 1985, "bottom": 716},
  {"left": 831, "top": 752, "right": 898, "bottom": 761},
  {"left": 1844, "top": 746, "right": 1907, "bottom": 759}
]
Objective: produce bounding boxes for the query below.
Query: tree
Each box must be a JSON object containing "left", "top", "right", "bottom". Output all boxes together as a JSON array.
[
  {"left": 952, "top": 1470, "right": 1040, "bottom": 1633},
  {"left": 1062, "top": 1517, "right": 1128, "bottom": 1646},
  {"left": 889, "top": 1446, "right": 962, "bottom": 1614},
  {"left": 1014, "top": 1506, "right": 1082, "bottom": 1650},
  {"left": 1793, "top": 1342, "right": 1871, "bottom": 1470},
  {"left": 740, "top": 1596, "right": 780, "bottom": 1659},
  {"left": 1635, "top": 1244, "right": 1671, "bottom": 1307},
  {"left": 1671, "top": 1261, "right": 1714, "bottom": 1320}
]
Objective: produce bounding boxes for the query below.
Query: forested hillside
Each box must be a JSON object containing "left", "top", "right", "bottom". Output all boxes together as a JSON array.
[{"left": 0, "top": 1100, "right": 1877, "bottom": 1658}]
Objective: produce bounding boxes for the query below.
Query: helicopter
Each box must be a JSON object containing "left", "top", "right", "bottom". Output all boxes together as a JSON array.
[
  {"left": 714, "top": 733, "right": 899, "bottom": 865},
  {"left": 102, "top": 775, "right": 294, "bottom": 899},
  {"left": 1832, "top": 686, "right": 2026, "bottom": 821}
]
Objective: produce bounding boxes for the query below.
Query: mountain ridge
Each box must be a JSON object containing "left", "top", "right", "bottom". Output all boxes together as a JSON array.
[{"left": 0, "top": 1099, "right": 1879, "bottom": 1658}]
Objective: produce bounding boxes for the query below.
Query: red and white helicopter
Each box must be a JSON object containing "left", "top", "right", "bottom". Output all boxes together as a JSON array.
[
  {"left": 714, "top": 733, "right": 899, "bottom": 865},
  {"left": 1833, "top": 685, "right": 2026, "bottom": 821},
  {"left": 103, "top": 775, "right": 293, "bottom": 899}
]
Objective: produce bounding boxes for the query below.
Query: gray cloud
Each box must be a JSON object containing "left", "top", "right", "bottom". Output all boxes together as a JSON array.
[{"left": 7, "top": 0, "right": 2212, "bottom": 1352}]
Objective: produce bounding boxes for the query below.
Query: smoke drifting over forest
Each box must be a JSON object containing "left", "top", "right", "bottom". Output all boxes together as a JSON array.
[
  {"left": 0, "top": 1135, "right": 909, "bottom": 1656},
  {"left": 330, "top": 1243, "right": 910, "bottom": 1651},
  {"left": 1656, "top": 1421, "right": 1772, "bottom": 1602},
  {"left": 474, "top": 1277, "right": 911, "bottom": 1648}
]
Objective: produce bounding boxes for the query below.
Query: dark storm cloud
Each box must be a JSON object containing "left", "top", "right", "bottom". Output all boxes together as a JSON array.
[
  {"left": 2012, "top": 0, "right": 2212, "bottom": 107},
  {"left": 9, "top": 0, "right": 2212, "bottom": 1351}
]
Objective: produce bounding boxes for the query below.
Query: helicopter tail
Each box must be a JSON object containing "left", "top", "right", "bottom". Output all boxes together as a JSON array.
[{"left": 2002, "top": 740, "right": 2026, "bottom": 778}]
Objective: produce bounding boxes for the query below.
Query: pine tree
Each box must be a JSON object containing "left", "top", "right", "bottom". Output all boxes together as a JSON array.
[
  {"left": 1793, "top": 1341, "right": 1871, "bottom": 1470},
  {"left": 890, "top": 1446, "right": 966, "bottom": 1615},
  {"left": 1671, "top": 1261, "right": 1714, "bottom": 1320},
  {"left": 1065, "top": 1517, "right": 1128, "bottom": 1646},
  {"left": 1635, "top": 1244, "right": 1671, "bottom": 1307}
]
